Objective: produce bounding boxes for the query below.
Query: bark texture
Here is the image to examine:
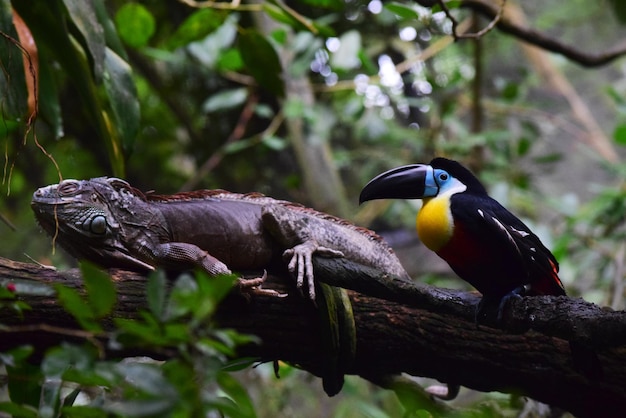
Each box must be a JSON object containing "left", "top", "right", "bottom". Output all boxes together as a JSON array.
[{"left": 0, "top": 256, "right": 625, "bottom": 417}]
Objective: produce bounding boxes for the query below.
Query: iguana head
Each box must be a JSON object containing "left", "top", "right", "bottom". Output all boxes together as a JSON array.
[{"left": 31, "top": 177, "right": 154, "bottom": 271}]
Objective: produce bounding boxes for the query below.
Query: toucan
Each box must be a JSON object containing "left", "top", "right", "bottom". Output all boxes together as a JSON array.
[{"left": 359, "top": 157, "right": 565, "bottom": 318}]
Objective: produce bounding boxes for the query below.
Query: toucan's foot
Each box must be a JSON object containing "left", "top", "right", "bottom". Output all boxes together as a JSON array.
[
  {"left": 496, "top": 286, "right": 526, "bottom": 322},
  {"left": 474, "top": 298, "right": 489, "bottom": 327},
  {"left": 474, "top": 286, "right": 527, "bottom": 326}
]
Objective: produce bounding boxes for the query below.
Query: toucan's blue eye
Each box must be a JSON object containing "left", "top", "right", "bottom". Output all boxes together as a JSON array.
[{"left": 439, "top": 173, "right": 448, "bottom": 181}]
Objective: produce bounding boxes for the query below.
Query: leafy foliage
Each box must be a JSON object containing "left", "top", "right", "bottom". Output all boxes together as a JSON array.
[
  {"left": 1, "top": 0, "right": 625, "bottom": 416},
  {"left": 1, "top": 268, "right": 261, "bottom": 417}
]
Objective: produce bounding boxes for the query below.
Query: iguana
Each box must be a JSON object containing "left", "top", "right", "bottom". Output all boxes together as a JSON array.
[
  {"left": 31, "top": 177, "right": 411, "bottom": 395},
  {"left": 31, "top": 177, "right": 410, "bottom": 296}
]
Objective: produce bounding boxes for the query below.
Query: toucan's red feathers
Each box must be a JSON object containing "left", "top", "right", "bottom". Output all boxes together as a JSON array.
[{"left": 439, "top": 191, "right": 565, "bottom": 299}]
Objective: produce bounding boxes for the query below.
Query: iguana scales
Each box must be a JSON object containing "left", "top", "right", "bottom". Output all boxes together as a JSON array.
[{"left": 31, "top": 177, "right": 410, "bottom": 298}]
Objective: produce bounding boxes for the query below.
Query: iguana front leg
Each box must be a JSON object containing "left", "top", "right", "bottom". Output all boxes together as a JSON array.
[
  {"left": 262, "top": 205, "right": 343, "bottom": 300},
  {"left": 283, "top": 242, "right": 343, "bottom": 299},
  {"left": 144, "top": 242, "right": 280, "bottom": 297}
]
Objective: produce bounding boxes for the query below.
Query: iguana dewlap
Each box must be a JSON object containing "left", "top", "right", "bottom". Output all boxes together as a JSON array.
[{"left": 31, "top": 177, "right": 410, "bottom": 298}]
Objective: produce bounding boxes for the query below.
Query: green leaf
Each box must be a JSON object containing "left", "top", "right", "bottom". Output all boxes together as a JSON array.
[
  {"left": 103, "top": 47, "right": 140, "bottom": 152},
  {"left": 254, "top": 103, "right": 274, "bottom": 119},
  {"left": 384, "top": 3, "right": 420, "bottom": 19},
  {"left": 0, "top": 0, "right": 28, "bottom": 120},
  {"left": 0, "top": 118, "right": 20, "bottom": 137},
  {"left": 262, "top": 3, "right": 300, "bottom": 28},
  {"left": 0, "top": 284, "right": 15, "bottom": 299},
  {"left": 115, "top": 3, "right": 155, "bottom": 48},
  {"left": 202, "top": 88, "right": 248, "bottom": 113},
  {"left": 164, "top": 272, "right": 235, "bottom": 324},
  {"left": 191, "top": 271, "right": 235, "bottom": 322},
  {"left": 533, "top": 153, "right": 562, "bottom": 164},
  {"left": 517, "top": 137, "right": 532, "bottom": 156},
  {"left": 104, "top": 399, "right": 175, "bottom": 417},
  {"left": 223, "top": 138, "right": 254, "bottom": 155},
  {"left": 432, "top": 0, "right": 461, "bottom": 12},
  {"left": 270, "top": 28, "right": 288, "bottom": 45},
  {"left": 186, "top": 14, "right": 239, "bottom": 67},
  {"left": 0, "top": 402, "right": 38, "bottom": 418},
  {"left": 54, "top": 285, "right": 101, "bottom": 332},
  {"left": 284, "top": 97, "right": 306, "bottom": 118},
  {"left": 216, "top": 372, "right": 256, "bottom": 418},
  {"left": 7, "top": 362, "right": 42, "bottom": 408},
  {"left": 261, "top": 135, "right": 287, "bottom": 151},
  {"left": 38, "top": 57, "right": 64, "bottom": 138},
  {"left": 614, "top": 123, "right": 626, "bottom": 145},
  {"left": 62, "top": 0, "right": 105, "bottom": 80},
  {"left": 80, "top": 262, "right": 116, "bottom": 318},
  {"left": 147, "top": 270, "right": 167, "bottom": 320},
  {"left": 161, "top": 359, "right": 197, "bottom": 398},
  {"left": 165, "top": 273, "right": 198, "bottom": 320},
  {"left": 167, "top": 8, "right": 226, "bottom": 50},
  {"left": 216, "top": 48, "right": 244, "bottom": 72},
  {"left": 115, "top": 362, "right": 177, "bottom": 397},
  {"left": 42, "top": 344, "right": 95, "bottom": 378},
  {"left": 114, "top": 317, "right": 165, "bottom": 345},
  {"left": 238, "top": 30, "right": 284, "bottom": 97},
  {"left": 501, "top": 81, "right": 520, "bottom": 101},
  {"left": 13, "top": 0, "right": 126, "bottom": 177},
  {"left": 93, "top": 0, "right": 127, "bottom": 60},
  {"left": 0, "top": 346, "right": 34, "bottom": 367},
  {"left": 162, "top": 323, "right": 191, "bottom": 343},
  {"left": 221, "top": 357, "right": 258, "bottom": 372},
  {"left": 62, "top": 368, "right": 111, "bottom": 386},
  {"left": 195, "top": 337, "right": 235, "bottom": 357},
  {"left": 61, "top": 406, "right": 108, "bottom": 418}
]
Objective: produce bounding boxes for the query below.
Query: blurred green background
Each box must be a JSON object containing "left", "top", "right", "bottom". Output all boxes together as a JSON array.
[{"left": 1, "top": 0, "right": 625, "bottom": 416}]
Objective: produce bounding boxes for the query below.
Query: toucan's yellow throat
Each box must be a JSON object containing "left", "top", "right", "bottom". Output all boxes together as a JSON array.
[{"left": 417, "top": 195, "right": 454, "bottom": 252}]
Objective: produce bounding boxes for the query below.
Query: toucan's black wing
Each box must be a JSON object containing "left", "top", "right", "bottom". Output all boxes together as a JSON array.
[{"left": 450, "top": 193, "right": 565, "bottom": 296}]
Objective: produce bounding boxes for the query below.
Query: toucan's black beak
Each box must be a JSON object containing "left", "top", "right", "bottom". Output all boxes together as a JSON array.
[{"left": 359, "top": 164, "right": 432, "bottom": 204}]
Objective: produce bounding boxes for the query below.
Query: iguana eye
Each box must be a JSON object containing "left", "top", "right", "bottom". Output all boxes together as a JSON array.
[
  {"left": 58, "top": 180, "right": 80, "bottom": 196},
  {"left": 90, "top": 215, "right": 107, "bottom": 234}
]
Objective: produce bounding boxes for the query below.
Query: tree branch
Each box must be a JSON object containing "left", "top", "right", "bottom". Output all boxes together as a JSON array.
[
  {"left": 0, "top": 256, "right": 625, "bottom": 417},
  {"left": 423, "top": 0, "right": 626, "bottom": 67}
]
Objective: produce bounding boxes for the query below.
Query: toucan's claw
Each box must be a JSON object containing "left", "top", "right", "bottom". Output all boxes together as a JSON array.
[
  {"left": 496, "top": 285, "right": 526, "bottom": 322},
  {"left": 474, "top": 285, "right": 526, "bottom": 325},
  {"left": 474, "top": 299, "right": 488, "bottom": 327}
]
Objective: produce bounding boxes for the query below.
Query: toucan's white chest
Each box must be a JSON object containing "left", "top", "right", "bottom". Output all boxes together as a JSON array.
[{"left": 416, "top": 195, "right": 454, "bottom": 252}]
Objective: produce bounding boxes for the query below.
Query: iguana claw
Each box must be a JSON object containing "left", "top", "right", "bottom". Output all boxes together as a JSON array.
[
  {"left": 283, "top": 242, "right": 344, "bottom": 300},
  {"left": 236, "top": 270, "right": 286, "bottom": 298}
]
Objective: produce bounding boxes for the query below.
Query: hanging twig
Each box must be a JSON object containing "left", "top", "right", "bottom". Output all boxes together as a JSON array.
[{"left": 438, "top": 0, "right": 506, "bottom": 40}]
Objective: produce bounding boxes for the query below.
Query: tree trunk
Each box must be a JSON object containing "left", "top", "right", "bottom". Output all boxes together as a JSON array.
[
  {"left": 252, "top": 10, "right": 350, "bottom": 217},
  {"left": 0, "top": 256, "right": 625, "bottom": 417}
]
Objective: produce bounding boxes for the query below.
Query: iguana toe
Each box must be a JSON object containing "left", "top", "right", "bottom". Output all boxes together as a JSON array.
[
  {"left": 283, "top": 242, "right": 345, "bottom": 301},
  {"left": 284, "top": 245, "right": 317, "bottom": 300},
  {"left": 236, "top": 271, "right": 286, "bottom": 298},
  {"left": 425, "top": 383, "right": 460, "bottom": 400},
  {"left": 314, "top": 246, "right": 344, "bottom": 258}
]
